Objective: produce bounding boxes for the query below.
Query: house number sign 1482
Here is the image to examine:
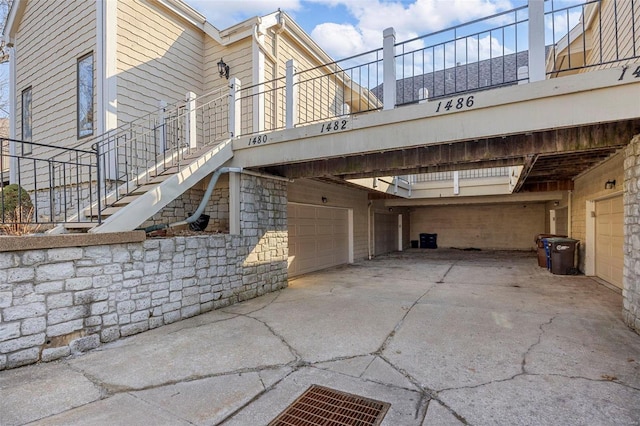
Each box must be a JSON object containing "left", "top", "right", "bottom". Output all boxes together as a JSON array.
[{"left": 320, "top": 119, "right": 348, "bottom": 134}]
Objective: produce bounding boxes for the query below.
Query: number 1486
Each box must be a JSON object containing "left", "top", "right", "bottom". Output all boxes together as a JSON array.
[{"left": 435, "top": 95, "right": 475, "bottom": 112}]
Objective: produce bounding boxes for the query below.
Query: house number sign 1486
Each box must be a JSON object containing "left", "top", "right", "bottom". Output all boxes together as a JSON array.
[{"left": 435, "top": 95, "right": 475, "bottom": 113}]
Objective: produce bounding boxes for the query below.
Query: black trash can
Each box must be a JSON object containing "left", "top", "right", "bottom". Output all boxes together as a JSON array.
[
  {"left": 419, "top": 233, "right": 437, "bottom": 249},
  {"left": 535, "top": 233, "right": 566, "bottom": 268},
  {"left": 548, "top": 238, "right": 579, "bottom": 275}
]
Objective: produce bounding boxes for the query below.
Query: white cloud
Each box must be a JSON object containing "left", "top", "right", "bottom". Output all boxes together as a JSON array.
[
  {"left": 308, "top": 0, "right": 517, "bottom": 59},
  {"left": 311, "top": 23, "right": 367, "bottom": 58}
]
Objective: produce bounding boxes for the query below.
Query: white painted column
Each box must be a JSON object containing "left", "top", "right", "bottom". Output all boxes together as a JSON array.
[
  {"left": 252, "top": 33, "right": 265, "bottom": 133},
  {"left": 96, "top": 0, "right": 118, "bottom": 179},
  {"left": 285, "top": 59, "right": 298, "bottom": 129},
  {"left": 8, "top": 45, "right": 16, "bottom": 183},
  {"left": 453, "top": 171, "right": 460, "bottom": 195},
  {"left": 383, "top": 27, "right": 396, "bottom": 111},
  {"left": 398, "top": 214, "right": 403, "bottom": 251},
  {"left": 186, "top": 91, "right": 197, "bottom": 149},
  {"left": 229, "top": 171, "right": 240, "bottom": 235},
  {"left": 229, "top": 78, "right": 241, "bottom": 138},
  {"left": 528, "top": 0, "right": 546, "bottom": 82},
  {"left": 584, "top": 200, "right": 596, "bottom": 276}
]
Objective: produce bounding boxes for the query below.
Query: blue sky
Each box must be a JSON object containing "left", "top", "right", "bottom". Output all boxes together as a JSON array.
[
  {"left": 186, "top": 0, "right": 586, "bottom": 61},
  {"left": 187, "top": 0, "right": 529, "bottom": 59}
]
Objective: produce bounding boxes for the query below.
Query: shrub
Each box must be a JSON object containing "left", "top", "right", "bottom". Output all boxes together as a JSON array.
[{"left": 1, "top": 184, "right": 33, "bottom": 223}]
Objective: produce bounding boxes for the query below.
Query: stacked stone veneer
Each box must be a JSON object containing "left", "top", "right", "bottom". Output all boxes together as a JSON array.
[
  {"left": 623, "top": 134, "right": 640, "bottom": 333},
  {"left": 0, "top": 174, "right": 288, "bottom": 370},
  {"left": 141, "top": 174, "right": 230, "bottom": 232}
]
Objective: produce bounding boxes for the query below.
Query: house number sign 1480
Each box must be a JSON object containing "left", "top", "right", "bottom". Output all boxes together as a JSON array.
[{"left": 247, "top": 134, "right": 268, "bottom": 146}]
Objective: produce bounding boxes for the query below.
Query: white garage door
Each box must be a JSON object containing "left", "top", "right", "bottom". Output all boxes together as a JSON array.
[
  {"left": 595, "top": 196, "right": 623, "bottom": 289},
  {"left": 288, "top": 204, "right": 349, "bottom": 277}
]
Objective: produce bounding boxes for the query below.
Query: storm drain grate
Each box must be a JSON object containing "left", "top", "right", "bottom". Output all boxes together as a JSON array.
[{"left": 268, "top": 384, "right": 391, "bottom": 426}]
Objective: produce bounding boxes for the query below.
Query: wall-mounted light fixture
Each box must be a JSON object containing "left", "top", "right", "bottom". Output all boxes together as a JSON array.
[
  {"left": 604, "top": 179, "right": 616, "bottom": 189},
  {"left": 217, "top": 58, "right": 229, "bottom": 79},
  {"left": 321, "top": 196, "right": 328, "bottom": 204}
]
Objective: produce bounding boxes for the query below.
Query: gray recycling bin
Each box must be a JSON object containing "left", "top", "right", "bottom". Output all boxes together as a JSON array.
[{"left": 548, "top": 238, "right": 579, "bottom": 275}]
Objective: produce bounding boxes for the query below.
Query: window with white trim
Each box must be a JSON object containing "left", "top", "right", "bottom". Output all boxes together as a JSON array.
[{"left": 77, "top": 53, "right": 94, "bottom": 138}]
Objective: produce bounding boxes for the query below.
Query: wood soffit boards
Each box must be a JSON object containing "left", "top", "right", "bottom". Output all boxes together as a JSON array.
[{"left": 258, "top": 119, "right": 639, "bottom": 193}]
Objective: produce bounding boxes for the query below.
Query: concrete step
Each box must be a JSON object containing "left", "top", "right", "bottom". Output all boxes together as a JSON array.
[{"left": 62, "top": 222, "right": 95, "bottom": 233}]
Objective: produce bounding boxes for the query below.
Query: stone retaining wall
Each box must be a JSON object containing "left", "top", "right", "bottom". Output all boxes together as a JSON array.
[
  {"left": 0, "top": 174, "right": 288, "bottom": 370},
  {"left": 623, "top": 134, "right": 640, "bottom": 333}
]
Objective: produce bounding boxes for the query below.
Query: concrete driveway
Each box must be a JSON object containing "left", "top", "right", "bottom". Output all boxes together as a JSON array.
[{"left": 1, "top": 250, "right": 639, "bottom": 425}]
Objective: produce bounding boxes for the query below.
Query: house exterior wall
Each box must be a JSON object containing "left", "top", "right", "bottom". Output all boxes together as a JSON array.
[
  {"left": 288, "top": 179, "right": 369, "bottom": 262},
  {"left": 571, "top": 152, "right": 624, "bottom": 271},
  {"left": 584, "top": 0, "right": 640, "bottom": 70},
  {"left": 116, "top": 0, "right": 205, "bottom": 125},
  {"left": 14, "top": 0, "right": 96, "bottom": 158},
  {"left": 410, "top": 203, "right": 545, "bottom": 250}
]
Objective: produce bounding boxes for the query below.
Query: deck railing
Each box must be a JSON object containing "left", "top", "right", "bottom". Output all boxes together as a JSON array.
[
  {"left": 0, "top": 139, "right": 100, "bottom": 226},
  {"left": 3, "top": 0, "right": 638, "bottom": 227}
]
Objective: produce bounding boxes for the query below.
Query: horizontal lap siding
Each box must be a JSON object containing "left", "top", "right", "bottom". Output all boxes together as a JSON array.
[
  {"left": 572, "top": 153, "right": 624, "bottom": 271},
  {"left": 586, "top": 0, "right": 640, "bottom": 69},
  {"left": 277, "top": 33, "right": 344, "bottom": 124},
  {"left": 15, "top": 0, "right": 96, "bottom": 190},
  {"left": 116, "top": 0, "right": 204, "bottom": 125},
  {"left": 203, "top": 38, "right": 253, "bottom": 134}
]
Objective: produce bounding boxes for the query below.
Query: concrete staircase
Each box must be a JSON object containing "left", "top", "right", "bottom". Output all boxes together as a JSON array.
[{"left": 60, "top": 139, "right": 234, "bottom": 234}]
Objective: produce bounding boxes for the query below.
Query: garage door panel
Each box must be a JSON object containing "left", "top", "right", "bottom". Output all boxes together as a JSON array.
[
  {"left": 288, "top": 204, "right": 350, "bottom": 277},
  {"left": 595, "top": 196, "right": 623, "bottom": 289}
]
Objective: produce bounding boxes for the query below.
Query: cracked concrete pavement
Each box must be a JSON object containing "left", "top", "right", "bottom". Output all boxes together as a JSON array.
[{"left": 1, "top": 249, "right": 639, "bottom": 425}]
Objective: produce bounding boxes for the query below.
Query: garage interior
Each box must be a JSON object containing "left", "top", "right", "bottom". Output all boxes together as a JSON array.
[{"left": 276, "top": 123, "right": 634, "bottom": 292}]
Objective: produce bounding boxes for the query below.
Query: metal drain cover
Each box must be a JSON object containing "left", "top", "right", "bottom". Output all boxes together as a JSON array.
[{"left": 268, "top": 384, "right": 391, "bottom": 426}]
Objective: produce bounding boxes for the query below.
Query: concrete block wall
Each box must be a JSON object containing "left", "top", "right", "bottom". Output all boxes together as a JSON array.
[
  {"left": 623, "top": 135, "right": 640, "bottom": 333},
  {"left": 0, "top": 175, "right": 288, "bottom": 370},
  {"left": 410, "top": 203, "right": 545, "bottom": 250}
]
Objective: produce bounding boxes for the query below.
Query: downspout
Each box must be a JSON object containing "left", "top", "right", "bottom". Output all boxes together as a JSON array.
[
  {"left": 142, "top": 167, "right": 291, "bottom": 233},
  {"left": 142, "top": 167, "right": 241, "bottom": 232},
  {"left": 367, "top": 201, "right": 373, "bottom": 260}
]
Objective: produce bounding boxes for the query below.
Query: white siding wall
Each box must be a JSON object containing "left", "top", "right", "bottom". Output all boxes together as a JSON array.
[
  {"left": 15, "top": 0, "right": 96, "bottom": 148},
  {"left": 116, "top": 0, "right": 204, "bottom": 125}
]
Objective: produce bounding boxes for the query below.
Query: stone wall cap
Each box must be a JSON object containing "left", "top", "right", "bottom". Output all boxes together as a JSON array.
[{"left": 0, "top": 231, "right": 146, "bottom": 252}]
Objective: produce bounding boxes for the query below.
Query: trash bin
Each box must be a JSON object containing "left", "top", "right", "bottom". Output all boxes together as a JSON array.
[
  {"left": 534, "top": 234, "right": 566, "bottom": 268},
  {"left": 548, "top": 238, "right": 579, "bottom": 275},
  {"left": 419, "top": 233, "right": 437, "bottom": 249}
]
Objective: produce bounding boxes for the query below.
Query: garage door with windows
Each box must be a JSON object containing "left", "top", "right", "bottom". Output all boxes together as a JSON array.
[
  {"left": 288, "top": 203, "right": 349, "bottom": 277},
  {"left": 595, "top": 196, "right": 623, "bottom": 289}
]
